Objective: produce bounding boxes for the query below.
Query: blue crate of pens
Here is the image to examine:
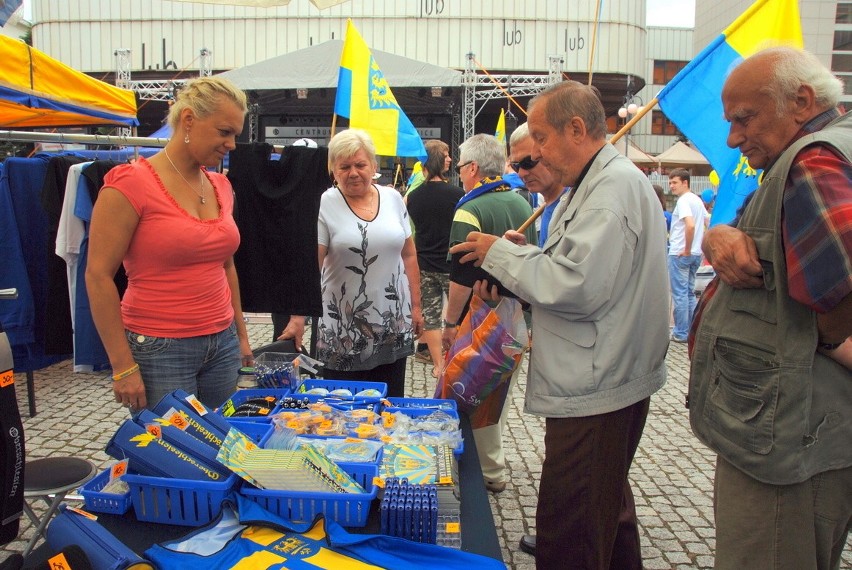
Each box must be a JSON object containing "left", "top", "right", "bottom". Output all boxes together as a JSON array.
[
  {"left": 293, "top": 379, "right": 387, "bottom": 399},
  {"left": 382, "top": 397, "right": 457, "bottom": 412},
  {"left": 218, "top": 388, "right": 289, "bottom": 422},
  {"left": 253, "top": 352, "right": 301, "bottom": 390},
  {"left": 278, "top": 393, "right": 381, "bottom": 413}
]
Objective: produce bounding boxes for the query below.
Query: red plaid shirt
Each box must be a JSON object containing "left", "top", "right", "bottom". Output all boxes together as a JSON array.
[{"left": 689, "top": 109, "right": 852, "bottom": 354}]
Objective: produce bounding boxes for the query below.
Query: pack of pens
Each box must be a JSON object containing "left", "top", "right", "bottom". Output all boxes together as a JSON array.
[{"left": 379, "top": 478, "right": 439, "bottom": 544}]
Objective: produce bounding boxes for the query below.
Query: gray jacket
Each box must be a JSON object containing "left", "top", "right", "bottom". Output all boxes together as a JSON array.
[{"left": 483, "top": 143, "right": 669, "bottom": 417}]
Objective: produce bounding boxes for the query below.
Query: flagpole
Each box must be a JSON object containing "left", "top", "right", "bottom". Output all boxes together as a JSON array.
[
  {"left": 587, "top": 0, "right": 602, "bottom": 85},
  {"left": 331, "top": 113, "right": 338, "bottom": 139}
]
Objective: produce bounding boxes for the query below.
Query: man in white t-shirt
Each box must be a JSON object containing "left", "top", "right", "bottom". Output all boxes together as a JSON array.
[{"left": 667, "top": 168, "right": 707, "bottom": 342}]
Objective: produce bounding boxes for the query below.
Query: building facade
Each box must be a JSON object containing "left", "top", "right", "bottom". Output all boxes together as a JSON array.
[{"left": 29, "top": 0, "right": 653, "bottom": 141}]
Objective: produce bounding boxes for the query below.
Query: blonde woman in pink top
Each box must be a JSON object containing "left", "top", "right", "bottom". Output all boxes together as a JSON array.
[{"left": 86, "top": 77, "right": 252, "bottom": 411}]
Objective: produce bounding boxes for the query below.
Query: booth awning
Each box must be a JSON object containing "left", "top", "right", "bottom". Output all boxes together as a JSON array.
[
  {"left": 655, "top": 141, "right": 709, "bottom": 167},
  {"left": 0, "top": 35, "right": 138, "bottom": 128}
]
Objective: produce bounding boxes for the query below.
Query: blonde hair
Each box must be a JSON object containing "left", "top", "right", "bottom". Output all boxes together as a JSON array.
[
  {"left": 328, "top": 129, "right": 377, "bottom": 172},
  {"left": 167, "top": 76, "right": 248, "bottom": 130}
]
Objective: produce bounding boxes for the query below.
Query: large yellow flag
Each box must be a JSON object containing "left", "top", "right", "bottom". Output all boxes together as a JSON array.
[
  {"left": 333, "top": 20, "right": 426, "bottom": 158},
  {"left": 656, "top": 0, "right": 802, "bottom": 224}
]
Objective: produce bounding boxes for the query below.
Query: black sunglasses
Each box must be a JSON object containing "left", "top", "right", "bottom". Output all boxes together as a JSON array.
[
  {"left": 510, "top": 156, "right": 539, "bottom": 173},
  {"left": 455, "top": 161, "right": 473, "bottom": 174}
]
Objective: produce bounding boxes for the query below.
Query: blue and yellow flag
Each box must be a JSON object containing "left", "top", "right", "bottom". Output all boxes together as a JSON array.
[
  {"left": 656, "top": 0, "right": 802, "bottom": 225},
  {"left": 495, "top": 109, "right": 506, "bottom": 143},
  {"left": 334, "top": 20, "right": 426, "bottom": 159}
]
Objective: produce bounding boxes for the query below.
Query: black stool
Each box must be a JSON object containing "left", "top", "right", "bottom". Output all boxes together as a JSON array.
[{"left": 22, "top": 457, "right": 96, "bottom": 556}]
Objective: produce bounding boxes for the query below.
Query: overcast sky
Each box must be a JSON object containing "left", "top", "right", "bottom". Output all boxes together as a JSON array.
[{"left": 646, "top": 0, "right": 696, "bottom": 27}]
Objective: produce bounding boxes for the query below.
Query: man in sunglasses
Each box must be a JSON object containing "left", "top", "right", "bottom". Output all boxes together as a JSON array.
[
  {"left": 508, "top": 122, "right": 569, "bottom": 248},
  {"left": 450, "top": 81, "right": 668, "bottom": 569}
]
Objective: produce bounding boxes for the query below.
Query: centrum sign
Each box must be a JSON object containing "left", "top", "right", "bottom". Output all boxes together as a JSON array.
[{"left": 264, "top": 126, "right": 441, "bottom": 146}]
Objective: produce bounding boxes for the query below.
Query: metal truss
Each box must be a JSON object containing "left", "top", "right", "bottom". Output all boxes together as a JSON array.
[
  {"left": 462, "top": 53, "right": 563, "bottom": 141},
  {"left": 118, "top": 49, "right": 212, "bottom": 101},
  {"left": 114, "top": 49, "right": 133, "bottom": 137},
  {"left": 130, "top": 79, "right": 186, "bottom": 101}
]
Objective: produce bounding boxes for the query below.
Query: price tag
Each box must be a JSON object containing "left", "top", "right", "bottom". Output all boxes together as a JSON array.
[
  {"left": 381, "top": 412, "right": 395, "bottom": 428},
  {"left": 445, "top": 522, "right": 461, "bottom": 533},
  {"left": 184, "top": 394, "right": 207, "bottom": 416},
  {"left": 0, "top": 369, "right": 13, "bottom": 387},
  {"left": 165, "top": 410, "right": 189, "bottom": 430},
  {"left": 145, "top": 423, "right": 162, "bottom": 438},
  {"left": 47, "top": 552, "right": 72, "bottom": 569},
  {"left": 110, "top": 459, "right": 129, "bottom": 479},
  {"left": 372, "top": 476, "right": 385, "bottom": 488},
  {"left": 439, "top": 476, "right": 453, "bottom": 485}
]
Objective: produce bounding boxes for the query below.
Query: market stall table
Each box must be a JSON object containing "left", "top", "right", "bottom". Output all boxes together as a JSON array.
[{"left": 24, "top": 413, "right": 502, "bottom": 566}]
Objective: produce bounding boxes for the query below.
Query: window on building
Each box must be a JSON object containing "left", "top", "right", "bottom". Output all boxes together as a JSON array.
[
  {"left": 653, "top": 60, "right": 688, "bottom": 85},
  {"left": 651, "top": 110, "right": 680, "bottom": 136},
  {"left": 838, "top": 74, "right": 852, "bottom": 96},
  {"left": 837, "top": 3, "right": 852, "bottom": 24},
  {"left": 833, "top": 53, "right": 852, "bottom": 72},
  {"left": 834, "top": 30, "right": 852, "bottom": 51}
]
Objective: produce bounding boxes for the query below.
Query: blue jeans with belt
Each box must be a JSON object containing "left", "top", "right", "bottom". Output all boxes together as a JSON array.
[{"left": 126, "top": 322, "right": 240, "bottom": 410}]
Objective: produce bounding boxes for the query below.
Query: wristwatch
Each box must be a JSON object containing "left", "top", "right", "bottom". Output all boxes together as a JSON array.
[{"left": 443, "top": 319, "right": 458, "bottom": 328}]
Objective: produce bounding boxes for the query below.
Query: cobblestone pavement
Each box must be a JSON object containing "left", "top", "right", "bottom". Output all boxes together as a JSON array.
[{"left": 3, "top": 318, "right": 850, "bottom": 569}]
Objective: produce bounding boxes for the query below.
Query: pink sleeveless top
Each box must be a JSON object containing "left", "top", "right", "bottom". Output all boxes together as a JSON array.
[{"left": 104, "top": 158, "right": 239, "bottom": 337}]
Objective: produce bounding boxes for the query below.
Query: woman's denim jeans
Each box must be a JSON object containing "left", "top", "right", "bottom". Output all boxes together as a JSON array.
[{"left": 126, "top": 322, "right": 240, "bottom": 410}]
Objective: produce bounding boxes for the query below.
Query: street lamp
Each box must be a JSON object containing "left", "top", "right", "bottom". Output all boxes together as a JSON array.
[{"left": 617, "top": 75, "right": 644, "bottom": 160}]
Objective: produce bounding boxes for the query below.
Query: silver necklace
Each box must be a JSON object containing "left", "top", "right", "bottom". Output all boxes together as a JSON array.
[{"left": 163, "top": 148, "right": 206, "bottom": 204}]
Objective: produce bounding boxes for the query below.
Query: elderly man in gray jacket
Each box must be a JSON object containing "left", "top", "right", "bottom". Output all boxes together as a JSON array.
[{"left": 451, "top": 80, "right": 669, "bottom": 569}]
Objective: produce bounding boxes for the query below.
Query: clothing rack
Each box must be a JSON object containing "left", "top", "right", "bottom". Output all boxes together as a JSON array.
[
  {"left": 0, "top": 129, "right": 168, "bottom": 148},
  {"left": 1, "top": 133, "right": 164, "bottom": 417}
]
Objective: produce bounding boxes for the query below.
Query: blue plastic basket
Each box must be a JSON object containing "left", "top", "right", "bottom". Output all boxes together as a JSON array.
[
  {"left": 294, "top": 379, "right": 387, "bottom": 398},
  {"left": 228, "top": 421, "right": 274, "bottom": 445},
  {"left": 239, "top": 463, "right": 378, "bottom": 528},
  {"left": 80, "top": 468, "right": 132, "bottom": 515},
  {"left": 278, "top": 393, "right": 381, "bottom": 413},
  {"left": 217, "top": 388, "right": 290, "bottom": 422},
  {"left": 383, "top": 405, "right": 464, "bottom": 457},
  {"left": 123, "top": 472, "right": 238, "bottom": 526},
  {"left": 383, "top": 397, "right": 457, "bottom": 412}
]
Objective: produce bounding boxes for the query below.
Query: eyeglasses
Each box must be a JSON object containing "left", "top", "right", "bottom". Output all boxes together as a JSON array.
[
  {"left": 510, "top": 156, "right": 539, "bottom": 173},
  {"left": 455, "top": 161, "right": 473, "bottom": 174}
]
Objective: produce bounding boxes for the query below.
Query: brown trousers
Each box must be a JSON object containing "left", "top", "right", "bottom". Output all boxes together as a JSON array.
[{"left": 536, "top": 397, "right": 649, "bottom": 570}]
